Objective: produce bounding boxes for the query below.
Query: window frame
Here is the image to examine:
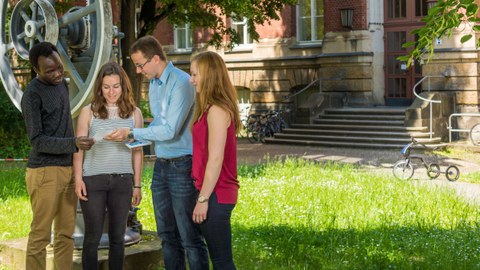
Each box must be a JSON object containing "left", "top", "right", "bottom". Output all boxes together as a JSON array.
[
  {"left": 173, "top": 23, "right": 192, "bottom": 52},
  {"left": 231, "top": 16, "right": 253, "bottom": 49},
  {"left": 296, "top": 0, "right": 324, "bottom": 43}
]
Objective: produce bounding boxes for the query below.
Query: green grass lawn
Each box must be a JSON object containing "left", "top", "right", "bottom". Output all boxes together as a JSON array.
[{"left": 2, "top": 159, "right": 480, "bottom": 269}]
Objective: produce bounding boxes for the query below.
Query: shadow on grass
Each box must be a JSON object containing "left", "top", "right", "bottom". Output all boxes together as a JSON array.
[
  {"left": 238, "top": 163, "right": 269, "bottom": 179},
  {"left": 232, "top": 223, "right": 480, "bottom": 270}
]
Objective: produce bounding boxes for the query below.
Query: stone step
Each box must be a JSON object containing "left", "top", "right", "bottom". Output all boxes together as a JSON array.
[
  {"left": 264, "top": 138, "right": 446, "bottom": 149},
  {"left": 264, "top": 138, "right": 406, "bottom": 148},
  {"left": 271, "top": 133, "right": 442, "bottom": 145},
  {"left": 0, "top": 231, "right": 163, "bottom": 270},
  {"left": 282, "top": 128, "right": 431, "bottom": 138},
  {"left": 291, "top": 124, "right": 427, "bottom": 132},
  {"left": 320, "top": 114, "right": 405, "bottom": 121},
  {"left": 313, "top": 118, "right": 405, "bottom": 126},
  {"left": 323, "top": 107, "right": 407, "bottom": 115},
  {"left": 269, "top": 106, "right": 445, "bottom": 148}
]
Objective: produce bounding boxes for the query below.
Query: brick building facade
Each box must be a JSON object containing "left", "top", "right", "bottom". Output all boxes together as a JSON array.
[{"left": 142, "top": 0, "right": 479, "bottom": 132}]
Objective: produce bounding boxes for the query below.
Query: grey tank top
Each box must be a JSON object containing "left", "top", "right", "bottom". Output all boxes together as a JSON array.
[{"left": 83, "top": 107, "right": 135, "bottom": 176}]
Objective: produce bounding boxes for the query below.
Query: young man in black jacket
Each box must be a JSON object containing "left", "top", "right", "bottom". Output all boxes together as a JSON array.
[{"left": 21, "top": 42, "right": 94, "bottom": 270}]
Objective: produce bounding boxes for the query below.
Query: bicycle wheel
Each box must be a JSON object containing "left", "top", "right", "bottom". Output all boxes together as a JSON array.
[
  {"left": 258, "top": 125, "right": 267, "bottom": 143},
  {"left": 470, "top": 123, "right": 480, "bottom": 146},
  {"left": 446, "top": 165, "right": 460, "bottom": 181},
  {"left": 247, "top": 129, "right": 261, "bottom": 144},
  {"left": 393, "top": 160, "right": 414, "bottom": 180},
  {"left": 427, "top": 163, "right": 441, "bottom": 179}
]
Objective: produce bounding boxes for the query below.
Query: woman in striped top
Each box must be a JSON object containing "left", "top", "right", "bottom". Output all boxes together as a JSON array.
[{"left": 73, "top": 62, "right": 143, "bottom": 270}]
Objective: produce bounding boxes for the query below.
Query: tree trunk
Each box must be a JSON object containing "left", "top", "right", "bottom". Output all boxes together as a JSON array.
[{"left": 120, "top": 0, "right": 142, "bottom": 106}]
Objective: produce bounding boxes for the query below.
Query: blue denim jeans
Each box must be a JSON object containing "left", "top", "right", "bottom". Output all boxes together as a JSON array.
[
  {"left": 80, "top": 173, "right": 133, "bottom": 270},
  {"left": 199, "top": 192, "right": 236, "bottom": 270},
  {"left": 152, "top": 156, "right": 209, "bottom": 270}
]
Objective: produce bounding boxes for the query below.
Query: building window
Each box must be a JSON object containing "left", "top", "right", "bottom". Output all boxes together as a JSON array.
[
  {"left": 231, "top": 17, "right": 253, "bottom": 46},
  {"left": 174, "top": 23, "right": 192, "bottom": 51},
  {"left": 415, "top": 0, "right": 428, "bottom": 17},
  {"left": 297, "top": 0, "right": 324, "bottom": 42},
  {"left": 387, "top": 0, "right": 406, "bottom": 19}
]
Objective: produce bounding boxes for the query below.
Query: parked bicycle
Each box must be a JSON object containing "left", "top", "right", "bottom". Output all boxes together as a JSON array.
[
  {"left": 245, "top": 110, "right": 288, "bottom": 143},
  {"left": 245, "top": 114, "right": 266, "bottom": 143},
  {"left": 392, "top": 138, "right": 460, "bottom": 181}
]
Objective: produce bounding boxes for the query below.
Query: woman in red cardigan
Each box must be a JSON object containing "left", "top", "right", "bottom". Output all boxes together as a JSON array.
[{"left": 189, "top": 51, "right": 242, "bottom": 270}]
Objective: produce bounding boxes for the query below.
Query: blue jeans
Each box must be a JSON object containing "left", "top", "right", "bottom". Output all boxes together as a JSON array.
[
  {"left": 199, "top": 192, "right": 236, "bottom": 270},
  {"left": 151, "top": 156, "right": 209, "bottom": 270},
  {"left": 80, "top": 174, "right": 133, "bottom": 270}
]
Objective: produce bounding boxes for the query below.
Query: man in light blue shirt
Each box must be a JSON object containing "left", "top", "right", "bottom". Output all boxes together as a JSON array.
[{"left": 106, "top": 35, "right": 208, "bottom": 270}]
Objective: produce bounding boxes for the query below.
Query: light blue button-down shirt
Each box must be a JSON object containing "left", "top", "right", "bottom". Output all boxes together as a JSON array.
[{"left": 133, "top": 61, "right": 195, "bottom": 159}]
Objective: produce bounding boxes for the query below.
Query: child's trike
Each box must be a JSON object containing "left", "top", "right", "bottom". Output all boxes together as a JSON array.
[{"left": 392, "top": 138, "right": 460, "bottom": 181}]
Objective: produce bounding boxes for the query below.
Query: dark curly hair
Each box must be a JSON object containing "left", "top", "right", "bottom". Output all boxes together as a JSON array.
[{"left": 29, "top": 42, "right": 59, "bottom": 70}]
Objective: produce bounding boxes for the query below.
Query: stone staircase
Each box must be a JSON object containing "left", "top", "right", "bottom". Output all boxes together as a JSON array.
[{"left": 264, "top": 107, "right": 444, "bottom": 149}]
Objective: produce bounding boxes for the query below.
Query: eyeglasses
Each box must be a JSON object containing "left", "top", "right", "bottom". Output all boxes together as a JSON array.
[{"left": 135, "top": 58, "right": 151, "bottom": 70}]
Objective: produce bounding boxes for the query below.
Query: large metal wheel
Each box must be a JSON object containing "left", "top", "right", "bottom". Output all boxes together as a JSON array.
[{"left": 0, "top": 0, "right": 113, "bottom": 116}]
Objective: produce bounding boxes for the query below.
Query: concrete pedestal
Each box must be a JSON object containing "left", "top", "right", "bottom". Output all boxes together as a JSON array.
[{"left": 0, "top": 231, "right": 162, "bottom": 270}]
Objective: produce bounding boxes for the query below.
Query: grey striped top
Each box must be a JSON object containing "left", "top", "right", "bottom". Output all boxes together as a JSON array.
[{"left": 83, "top": 106, "right": 134, "bottom": 176}]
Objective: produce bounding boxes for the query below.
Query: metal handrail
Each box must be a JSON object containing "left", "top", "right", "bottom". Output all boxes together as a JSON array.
[
  {"left": 282, "top": 77, "right": 343, "bottom": 100},
  {"left": 447, "top": 113, "right": 480, "bottom": 142},
  {"left": 412, "top": 76, "right": 443, "bottom": 140},
  {"left": 282, "top": 78, "right": 320, "bottom": 100}
]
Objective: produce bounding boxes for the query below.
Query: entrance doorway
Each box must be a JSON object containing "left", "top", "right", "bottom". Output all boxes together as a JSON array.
[{"left": 384, "top": 0, "right": 428, "bottom": 106}]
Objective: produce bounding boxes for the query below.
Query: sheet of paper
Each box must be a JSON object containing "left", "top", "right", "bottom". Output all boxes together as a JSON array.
[{"left": 92, "top": 129, "right": 112, "bottom": 142}]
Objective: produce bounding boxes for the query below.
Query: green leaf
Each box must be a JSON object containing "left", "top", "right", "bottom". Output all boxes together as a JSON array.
[
  {"left": 466, "top": 4, "right": 478, "bottom": 14},
  {"left": 402, "top": 41, "right": 416, "bottom": 48},
  {"left": 411, "top": 29, "right": 421, "bottom": 34},
  {"left": 460, "top": 34, "right": 473, "bottom": 43},
  {"left": 427, "top": 6, "right": 441, "bottom": 16},
  {"left": 397, "top": 55, "right": 409, "bottom": 62}
]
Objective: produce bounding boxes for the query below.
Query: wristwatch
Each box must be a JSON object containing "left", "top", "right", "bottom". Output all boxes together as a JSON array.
[
  {"left": 127, "top": 128, "right": 134, "bottom": 140},
  {"left": 197, "top": 195, "right": 209, "bottom": 203}
]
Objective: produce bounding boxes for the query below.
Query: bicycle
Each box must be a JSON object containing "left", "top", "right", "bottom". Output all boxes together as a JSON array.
[
  {"left": 392, "top": 138, "right": 460, "bottom": 181},
  {"left": 245, "top": 114, "right": 266, "bottom": 143},
  {"left": 264, "top": 110, "right": 288, "bottom": 137},
  {"left": 470, "top": 122, "right": 480, "bottom": 146},
  {"left": 245, "top": 110, "right": 288, "bottom": 144}
]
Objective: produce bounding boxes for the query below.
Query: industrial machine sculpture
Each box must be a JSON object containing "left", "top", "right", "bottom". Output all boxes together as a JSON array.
[
  {"left": 1, "top": 0, "right": 113, "bottom": 116},
  {"left": 0, "top": 0, "right": 142, "bottom": 248}
]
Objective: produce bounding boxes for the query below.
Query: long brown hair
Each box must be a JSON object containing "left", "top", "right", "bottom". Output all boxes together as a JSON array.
[
  {"left": 91, "top": 62, "right": 136, "bottom": 119},
  {"left": 191, "top": 51, "right": 241, "bottom": 133}
]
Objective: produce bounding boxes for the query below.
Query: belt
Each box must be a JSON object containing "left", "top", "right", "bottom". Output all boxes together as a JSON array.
[{"left": 157, "top": 155, "right": 192, "bottom": 163}]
